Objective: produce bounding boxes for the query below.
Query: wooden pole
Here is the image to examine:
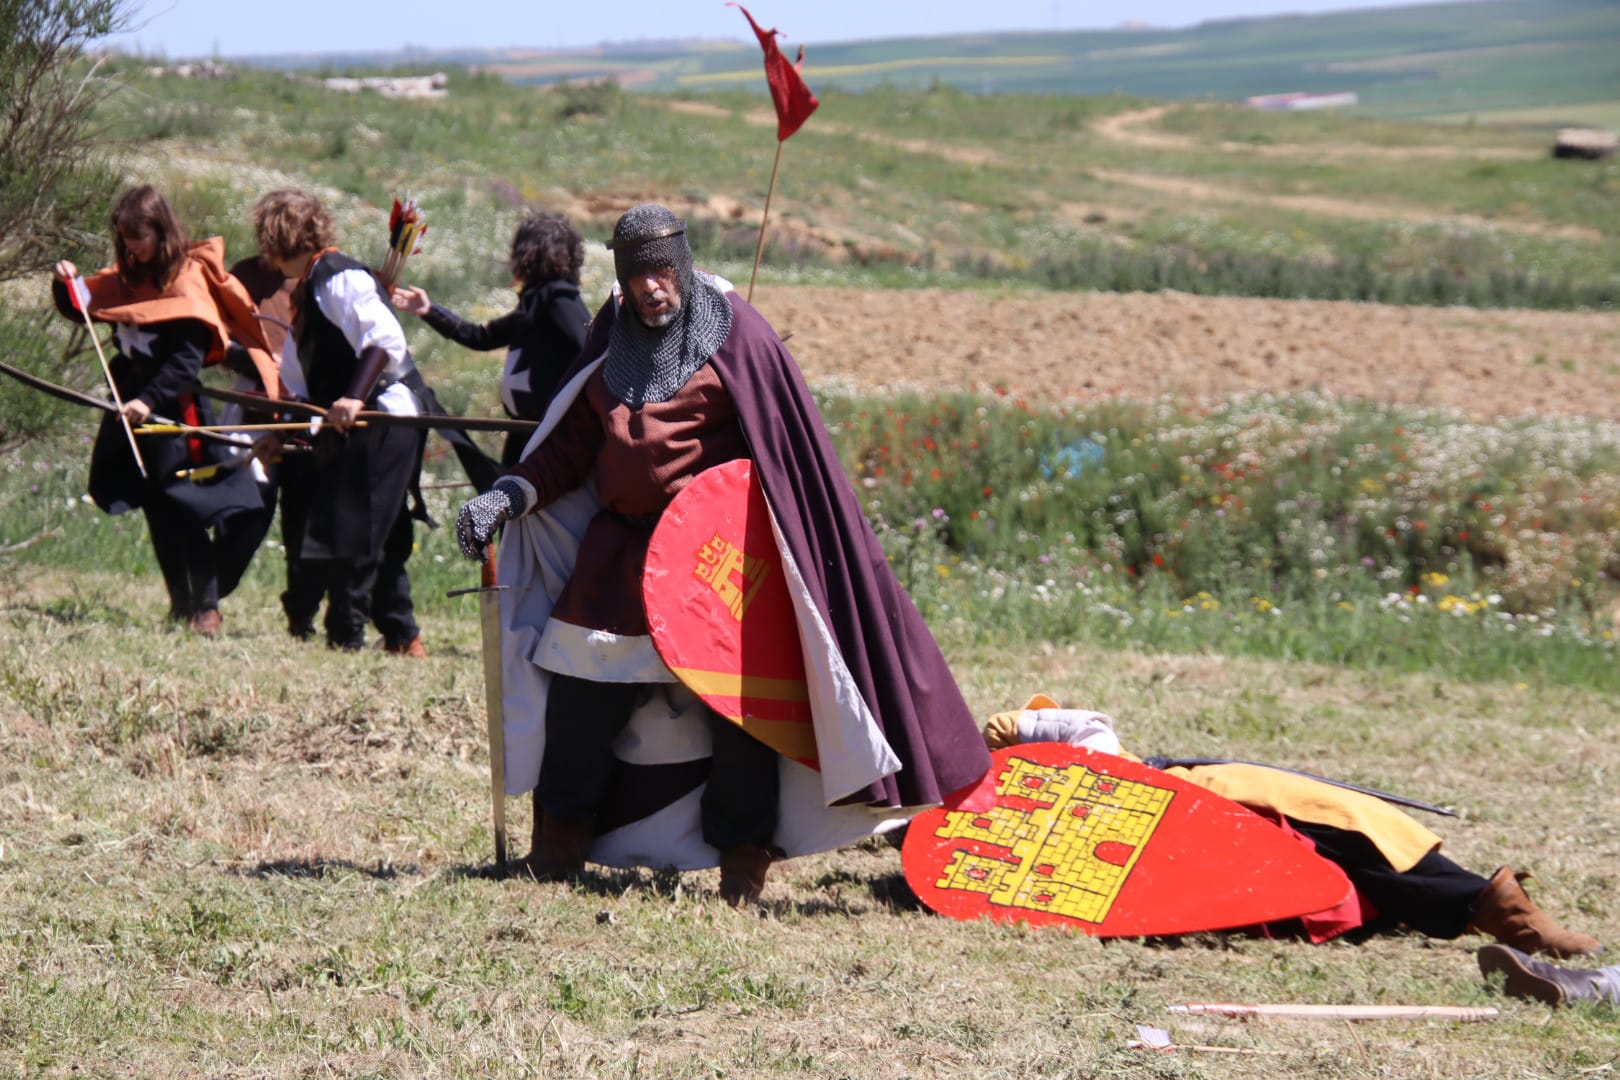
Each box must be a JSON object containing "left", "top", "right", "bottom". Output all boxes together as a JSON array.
[
  {"left": 73, "top": 290, "right": 147, "bottom": 479},
  {"left": 746, "top": 139, "right": 785, "bottom": 304},
  {"left": 135, "top": 421, "right": 366, "bottom": 435},
  {"left": 1167, "top": 1003, "right": 1499, "bottom": 1022}
]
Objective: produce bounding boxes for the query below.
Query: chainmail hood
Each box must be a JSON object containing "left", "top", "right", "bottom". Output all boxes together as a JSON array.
[
  {"left": 610, "top": 203, "right": 692, "bottom": 295},
  {"left": 603, "top": 204, "right": 733, "bottom": 406}
]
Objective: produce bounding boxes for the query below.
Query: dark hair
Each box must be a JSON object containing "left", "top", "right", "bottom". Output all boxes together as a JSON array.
[
  {"left": 510, "top": 210, "right": 583, "bottom": 287},
  {"left": 111, "top": 185, "right": 188, "bottom": 289}
]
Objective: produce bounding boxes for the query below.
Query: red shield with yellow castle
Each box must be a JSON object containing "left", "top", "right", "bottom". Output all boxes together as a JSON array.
[
  {"left": 643, "top": 459, "right": 817, "bottom": 770},
  {"left": 904, "top": 744, "right": 1353, "bottom": 935}
]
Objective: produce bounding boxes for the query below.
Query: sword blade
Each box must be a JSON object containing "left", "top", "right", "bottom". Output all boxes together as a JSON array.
[{"left": 478, "top": 546, "right": 508, "bottom": 867}]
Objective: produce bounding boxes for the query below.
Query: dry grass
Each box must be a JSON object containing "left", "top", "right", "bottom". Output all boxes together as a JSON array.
[{"left": 2, "top": 565, "right": 1617, "bottom": 1078}]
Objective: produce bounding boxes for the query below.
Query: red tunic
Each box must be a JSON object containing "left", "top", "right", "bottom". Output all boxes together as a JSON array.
[{"left": 509, "top": 364, "right": 749, "bottom": 635}]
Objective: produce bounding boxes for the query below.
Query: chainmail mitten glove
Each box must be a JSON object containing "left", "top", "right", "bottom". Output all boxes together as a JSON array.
[{"left": 455, "top": 477, "right": 528, "bottom": 560}]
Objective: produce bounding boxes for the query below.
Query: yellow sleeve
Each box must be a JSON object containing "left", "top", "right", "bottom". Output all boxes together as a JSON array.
[{"left": 1165, "top": 762, "right": 1442, "bottom": 873}]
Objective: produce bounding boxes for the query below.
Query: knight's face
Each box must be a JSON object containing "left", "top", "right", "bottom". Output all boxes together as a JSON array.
[{"left": 626, "top": 266, "right": 683, "bottom": 328}]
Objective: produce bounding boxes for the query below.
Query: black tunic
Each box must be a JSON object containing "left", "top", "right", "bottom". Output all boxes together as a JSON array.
[
  {"left": 52, "top": 280, "right": 260, "bottom": 526},
  {"left": 422, "top": 279, "right": 589, "bottom": 420},
  {"left": 422, "top": 279, "right": 589, "bottom": 465}
]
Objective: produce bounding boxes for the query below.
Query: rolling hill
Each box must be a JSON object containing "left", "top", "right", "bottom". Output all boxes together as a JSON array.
[{"left": 224, "top": 0, "right": 1620, "bottom": 122}]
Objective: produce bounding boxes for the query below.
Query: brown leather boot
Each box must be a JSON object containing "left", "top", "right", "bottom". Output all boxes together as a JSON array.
[
  {"left": 188, "top": 609, "right": 222, "bottom": 637},
  {"left": 1468, "top": 866, "right": 1601, "bottom": 959},
  {"left": 384, "top": 634, "right": 428, "bottom": 658},
  {"left": 527, "top": 813, "right": 594, "bottom": 882},
  {"left": 1479, "top": 944, "right": 1620, "bottom": 1006},
  {"left": 718, "top": 843, "right": 774, "bottom": 907}
]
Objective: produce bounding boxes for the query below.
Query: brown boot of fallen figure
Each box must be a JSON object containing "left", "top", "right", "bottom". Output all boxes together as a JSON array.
[
  {"left": 528, "top": 813, "right": 594, "bottom": 882},
  {"left": 1478, "top": 944, "right": 1620, "bottom": 1006},
  {"left": 1467, "top": 866, "right": 1602, "bottom": 959},
  {"left": 718, "top": 843, "right": 774, "bottom": 907}
]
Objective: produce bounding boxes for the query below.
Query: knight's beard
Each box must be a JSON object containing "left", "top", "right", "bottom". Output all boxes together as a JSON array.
[{"left": 636, "top": 288, "right": 683, "bottom": 328}]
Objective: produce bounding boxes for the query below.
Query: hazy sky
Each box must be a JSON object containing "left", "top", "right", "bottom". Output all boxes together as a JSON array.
[{"left": 106, "top": 0, "right": 1456, "bottom": 58}]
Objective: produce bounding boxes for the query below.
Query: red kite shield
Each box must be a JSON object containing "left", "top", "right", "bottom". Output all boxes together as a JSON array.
[
  {"left": 643, "top": 459, "right": 817, "bottom": 770},
  {"left": 903, "top": 744, "right": 1353, "bottom": 936}
]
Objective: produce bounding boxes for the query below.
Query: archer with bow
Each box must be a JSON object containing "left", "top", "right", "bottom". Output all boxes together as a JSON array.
[
  {"left": 249, "top": 188, "right": 434, "bottom": 657},
  {"left": 49, "top": 185, "right": 279, "bottom": 637}
]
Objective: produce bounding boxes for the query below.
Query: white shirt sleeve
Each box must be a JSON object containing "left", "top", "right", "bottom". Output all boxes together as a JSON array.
[{"left": 313, "top": 268, "right": 411, "bottom": 384}]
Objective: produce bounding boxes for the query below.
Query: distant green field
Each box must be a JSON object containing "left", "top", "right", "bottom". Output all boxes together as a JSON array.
[
  {"left": 686, "top": 0, "right": 1620, "bottom": 120},
  {"left": 240, "top": 0, "right": 1620, "bottom": 125},
  {"left": 1431, "top": 101, "right": 1620, "bottom": 131}
]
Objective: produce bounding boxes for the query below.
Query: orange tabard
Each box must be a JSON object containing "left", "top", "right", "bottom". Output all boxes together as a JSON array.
[
  {"left": 903, "top": 744, "right": 1353, "bottom": 936},
  {"left": 642, "top": 459, "right": 817, "bottom": 770}
]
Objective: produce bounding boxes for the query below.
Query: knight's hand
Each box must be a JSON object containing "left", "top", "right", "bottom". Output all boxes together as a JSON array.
[{"left": 456, "top": 478, "right": 527, "bottom": 560}]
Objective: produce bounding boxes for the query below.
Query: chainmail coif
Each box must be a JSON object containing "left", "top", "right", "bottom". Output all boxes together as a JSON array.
[{"left": 603, "top": 204, "right": 733, "bottom": 407}]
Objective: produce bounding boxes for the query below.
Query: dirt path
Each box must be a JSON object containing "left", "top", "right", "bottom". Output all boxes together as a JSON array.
[
  {"left": 1087, "top": 167, "right": 1600, "bottom": 242},
  {"left": 1092, "top": 104, "right": 1541, "bottom": 163},
  {"left": 749, "top": 284, "right": 1620, "bottom": 421},
  {"left": 1088, "top": 107, "right": 1589, "bottom": 241}
]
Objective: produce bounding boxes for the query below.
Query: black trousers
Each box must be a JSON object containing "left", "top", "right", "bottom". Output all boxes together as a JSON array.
[
  {"left": 276, "top": 456, "right": 324, "bottom": 632},
  {"left": 214, "top": 467, "right": 286, "bottom": 603},
  {"left": 144, "top": 500, "right": 219, "bottom": 618},
  {"left": 316, "top": 503, "right": 419, "bottom": 650},
  {"left": 538, "top": 674, "right": 780, "bottom": 851},
  {"left": 1290, "top": 819, "right": 1490, "bottom": 939},
  {"left": 370, "top": 501, "right": 419, "bottom": 648}
]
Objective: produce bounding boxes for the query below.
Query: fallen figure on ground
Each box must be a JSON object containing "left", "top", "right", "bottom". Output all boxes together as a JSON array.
[{"left": 967, "top": 696, "right": 1600, "bottom": 957}]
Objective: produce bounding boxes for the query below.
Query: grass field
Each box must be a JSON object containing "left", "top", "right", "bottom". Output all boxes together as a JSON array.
[{"left": 2, "top": 554, "right": 1617, "bottom": 1076}]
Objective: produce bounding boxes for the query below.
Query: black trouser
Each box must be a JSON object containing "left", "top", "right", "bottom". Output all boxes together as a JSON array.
[
  {"left": 1290, "top": 820, "right": 1490, "bottom": 939},
  {"left": 276, "top": 458, "right": 324, "bottom": 633},
  {"left": 214, "top": 476, "right": 278, "bottom": 602},
  {"left": 317, "top": 552, "right": 381, "bottom": 650},
  {"left": 370, "top": 501, "right": 419, "bottom": 649},
  {"left": 312, "top": 503, "right": 418, "bottom": 651},
  {"left": 538, "top": 673, "right": 780, "bottom": 851},
  {"left": 144, "top": 500, "right": 219, "bottom": 618}
]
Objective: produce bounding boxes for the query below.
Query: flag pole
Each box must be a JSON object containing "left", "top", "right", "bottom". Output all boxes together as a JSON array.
[{"left": 746, "top": 139, "right": 785, "bottom": 304}]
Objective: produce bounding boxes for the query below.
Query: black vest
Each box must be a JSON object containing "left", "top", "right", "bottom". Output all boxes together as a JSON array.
[{"left": 296, "top": 251, "right": 387, "bottom": 407}]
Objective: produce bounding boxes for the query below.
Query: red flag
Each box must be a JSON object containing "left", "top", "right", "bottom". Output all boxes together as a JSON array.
[
  {"left": 728, "top": 3, "right": 819, "bottom": 141},
  {"left": 68, "top": 275, "right": 92, "bottom": 312}
]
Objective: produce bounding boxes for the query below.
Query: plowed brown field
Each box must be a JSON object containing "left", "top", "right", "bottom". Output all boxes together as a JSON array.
[{"left": 750, "top": 285, "right": 1620, "bottom": 419}]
